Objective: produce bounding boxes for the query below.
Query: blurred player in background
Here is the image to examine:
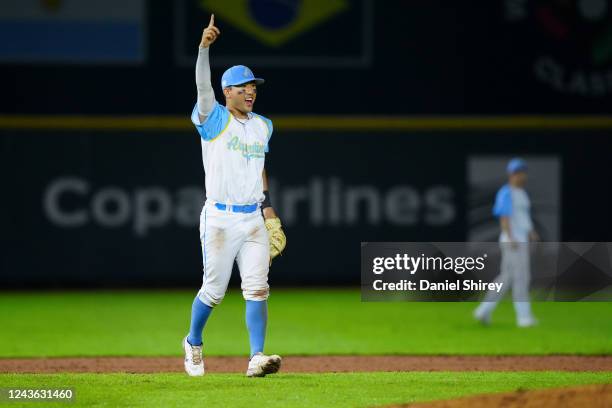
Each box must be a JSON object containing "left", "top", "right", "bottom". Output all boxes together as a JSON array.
[
  {"left": 182, "top": 15, "right": 287, "bottom": 377},
  {"left": 474, "top": 158, "right": 539, "bottom": 328}
]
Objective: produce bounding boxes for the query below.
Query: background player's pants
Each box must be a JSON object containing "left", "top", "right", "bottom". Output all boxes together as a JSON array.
[
  {"left": 476, "top": 243, "right": 534, "bottom": 321},
  {"left": 198, "top": 202, "right": 270, "bottom": 307}
]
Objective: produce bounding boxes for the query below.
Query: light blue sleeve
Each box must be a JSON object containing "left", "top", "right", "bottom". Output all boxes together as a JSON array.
[
  {"left": 253, "top": 113, "right": 273, "bottom": 152},
  {"left": 492, "top": 184, "right": 513, "bottom": 218},
  {"left": 191, "top": 101, "right": 230, "bottom": 141}
]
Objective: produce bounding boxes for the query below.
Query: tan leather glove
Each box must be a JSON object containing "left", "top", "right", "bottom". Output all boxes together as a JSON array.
[{"left": 265, "top": 217, "right": 286, "bottom": 262}]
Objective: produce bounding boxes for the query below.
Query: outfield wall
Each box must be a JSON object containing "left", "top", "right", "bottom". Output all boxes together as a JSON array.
[{"left": 1, "top": 124, "right": 610, "bottom": 287}]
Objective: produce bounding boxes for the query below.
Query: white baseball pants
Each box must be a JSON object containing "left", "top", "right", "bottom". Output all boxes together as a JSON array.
[
  {"left": 478, "top": 243, "right": 534, "bottom": 320},
  {"left": 197, "top": 202, "right": 270, "bottom": 307}
]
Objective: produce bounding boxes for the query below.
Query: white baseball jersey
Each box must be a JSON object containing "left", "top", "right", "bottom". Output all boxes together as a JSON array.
[
  {"left": 493, "top": 184, "right": 533, "bottom": 243},
  {"left": 191, "top": 101, "right": 273, "bottom": 205}
]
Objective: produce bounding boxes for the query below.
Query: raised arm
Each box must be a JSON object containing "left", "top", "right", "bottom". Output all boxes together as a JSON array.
[{"left": 196, "top": 15, "right": 220, "bottom": 123}]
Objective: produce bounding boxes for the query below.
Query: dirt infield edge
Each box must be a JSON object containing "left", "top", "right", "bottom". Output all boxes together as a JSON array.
[
  {"left": 385, "top": 383, "right": 612, "bottom": 408},
  {"left": 1, "top": 355, "right": 611, "bottom": 374}
]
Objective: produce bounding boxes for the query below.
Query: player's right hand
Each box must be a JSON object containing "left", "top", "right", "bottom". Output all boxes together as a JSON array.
[{"left": 200, "top": 14, "right": 220, "bottom": 48}]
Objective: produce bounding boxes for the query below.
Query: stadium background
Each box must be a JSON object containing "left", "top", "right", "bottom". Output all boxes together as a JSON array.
[
  {"left": 2, "top": 0, "right": 611, "bottom": 288},
  {"left": 1, "top": 2, "right": 611, "bottom": 407}
]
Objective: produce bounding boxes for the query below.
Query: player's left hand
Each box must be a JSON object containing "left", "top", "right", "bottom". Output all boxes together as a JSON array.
[
  {"left": 265, "top": 217, "right": 286, "bottom": 263},
  {"left": 529, "top": 231, "right": 540, "bottom": 242}
]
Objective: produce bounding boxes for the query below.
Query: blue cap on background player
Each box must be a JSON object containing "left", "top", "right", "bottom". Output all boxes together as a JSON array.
[
  {"left": 507, "top": 158, "right": 527, "bottom": 174},
  {"left": 221, "top": 65, "right": 265, "bottom": 89}
]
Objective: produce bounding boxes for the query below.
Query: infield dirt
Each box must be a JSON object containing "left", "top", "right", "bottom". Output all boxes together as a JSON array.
[
  {"left": 1, "top": 355, "right": 611, "bottom": 373},
  {"left": 390, "top": 383, "right": 612, "bottom": 408}
]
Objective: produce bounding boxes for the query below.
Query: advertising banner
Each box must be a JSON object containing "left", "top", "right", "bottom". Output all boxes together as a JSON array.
[{"left": 2, "top": 128, "right": 610, "bottom": 287}]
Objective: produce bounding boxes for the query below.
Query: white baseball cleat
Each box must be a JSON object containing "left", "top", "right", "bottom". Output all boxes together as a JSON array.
[
  {"left": 246, "top": 353, "right": 282, "bottom": 377},
  {"left": 473, "top": 308, "right": 491, "bottom": 326},
  {"left": 517, "top": 316, "right": 538, "bottom": 328},
  {"left": 183, "top": 336, "right": 205, "bottom": 376}
]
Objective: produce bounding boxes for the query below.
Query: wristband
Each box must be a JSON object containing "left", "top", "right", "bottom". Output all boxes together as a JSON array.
[{"left": 262, "top": 190, "right": 272, "bottom": 209}]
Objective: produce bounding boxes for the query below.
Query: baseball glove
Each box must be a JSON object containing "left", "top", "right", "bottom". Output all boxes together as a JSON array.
[{"left": 265, "top": 217, "right": 286, "bottom": 262}]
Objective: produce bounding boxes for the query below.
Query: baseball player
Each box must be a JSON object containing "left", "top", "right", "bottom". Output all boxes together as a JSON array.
[
  {"left": 182, "top": 15, "right": 287, "bottom": 377},
  {"left": 473, "top": 158, "right": 539, "bottom": 328}
]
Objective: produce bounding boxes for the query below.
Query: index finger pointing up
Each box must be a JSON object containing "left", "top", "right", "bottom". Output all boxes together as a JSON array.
[{"left": 208, "top": 14, "right": 215, "bottom": 27}]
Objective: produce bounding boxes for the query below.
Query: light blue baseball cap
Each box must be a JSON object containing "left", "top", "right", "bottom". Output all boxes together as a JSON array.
[
  {"left": 221, "top": 65, "right": 265, "bottom": 89},
  {"left": 507, "top": 158, "right": 528, "bottom": 174}
]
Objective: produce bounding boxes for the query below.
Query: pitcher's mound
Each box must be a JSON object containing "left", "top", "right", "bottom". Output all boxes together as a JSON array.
[{"left": 391, "top": 383, "right": 611, "bottom": 408}]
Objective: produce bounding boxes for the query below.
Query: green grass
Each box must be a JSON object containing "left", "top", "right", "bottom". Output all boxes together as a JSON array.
[
  {"left": 0, "top": 371, "right": 610, "bottom": 408},
  {"left": 0, "top": 289, "right": 611, "bottom": 357}
]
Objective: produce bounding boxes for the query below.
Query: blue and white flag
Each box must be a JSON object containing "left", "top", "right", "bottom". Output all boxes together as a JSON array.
[{"left": 0, "top": 0, "right": 145, "bottom": 64}]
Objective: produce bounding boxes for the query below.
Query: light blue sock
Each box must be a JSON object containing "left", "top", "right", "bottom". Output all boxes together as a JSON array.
[
  {"left": 187, "top": 296, "right": 213, "bottom": 346},
  {"left": 245, "top": 300, "right": 267, "bottom": 357}
]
